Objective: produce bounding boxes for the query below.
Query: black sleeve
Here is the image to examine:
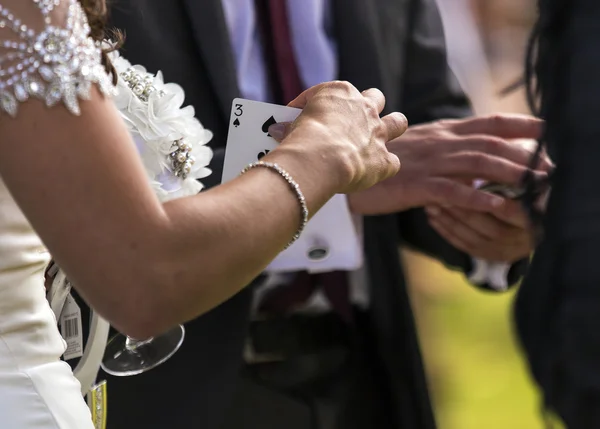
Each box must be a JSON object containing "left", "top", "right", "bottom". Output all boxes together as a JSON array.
[{"left": 396, "top": 0, "right": 526, "bottom": 290}]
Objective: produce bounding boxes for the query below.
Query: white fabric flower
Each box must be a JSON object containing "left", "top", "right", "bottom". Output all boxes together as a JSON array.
[{"left": 109, "top": 50, "right": 213, "bottom": 201}]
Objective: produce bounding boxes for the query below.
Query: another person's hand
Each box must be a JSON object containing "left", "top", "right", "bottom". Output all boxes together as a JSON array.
[
  {"left": 425, "top": 199, "right": 534, "bottom": 262},
  {"left": 268, "top": 82, "right": 407, "bottom": 194},
  {"left": 347, "top": 114, "right": 552, "bottom": 214}
]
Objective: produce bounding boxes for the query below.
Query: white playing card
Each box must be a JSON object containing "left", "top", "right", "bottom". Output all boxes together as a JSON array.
[
  {"left": 223, "top": 98, "right": 363, "bottom": 273},
  {"left": 222, "top": 98, "right": 300, "bottom": 180}
]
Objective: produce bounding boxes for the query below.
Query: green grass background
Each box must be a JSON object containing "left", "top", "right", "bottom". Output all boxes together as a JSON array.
[{"left": 404, "top": 250, "right": 546, "bottom": 429}]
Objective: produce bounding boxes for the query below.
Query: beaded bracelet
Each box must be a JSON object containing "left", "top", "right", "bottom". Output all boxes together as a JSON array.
[{"left": 241, "top": 161, "right": 309, "bottom": 249}]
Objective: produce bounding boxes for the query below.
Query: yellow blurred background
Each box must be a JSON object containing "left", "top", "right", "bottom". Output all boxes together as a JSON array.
[
  {"left": 406, "top": 249, "right": 542, "bottom": 429},
  {"left": 408, "top": 1, "right": 545, "bottom": 428}
]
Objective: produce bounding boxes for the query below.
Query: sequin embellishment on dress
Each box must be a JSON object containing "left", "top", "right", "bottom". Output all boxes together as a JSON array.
[{"left": 0, "top": 0, "right": 115, "bottom": 117}]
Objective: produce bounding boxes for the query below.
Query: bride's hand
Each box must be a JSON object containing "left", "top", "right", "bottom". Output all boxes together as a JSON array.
[{"left": 267, "top": 81, "right": 407, "bottom": 194}]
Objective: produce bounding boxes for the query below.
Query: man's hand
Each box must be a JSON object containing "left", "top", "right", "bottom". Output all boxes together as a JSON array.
[
  {"left": 425, "top": 200, "right": 534, "bottom": 262},
  {"left": 348, "top": 114, "right": 552, "bottom": 215}
]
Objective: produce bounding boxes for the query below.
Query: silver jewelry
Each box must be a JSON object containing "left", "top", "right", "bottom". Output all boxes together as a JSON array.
[
  {"left": 241, "top": 161, "right": 308, "bottom": 249},
  {"left": 0, "top": 0, "right": 115, "bottom": 117},
  {"left": 119, "top": 66, "right": 165, "bottom": 103},
  {"left": 169, "top": 139, "right": 196, "bottom": 179}
]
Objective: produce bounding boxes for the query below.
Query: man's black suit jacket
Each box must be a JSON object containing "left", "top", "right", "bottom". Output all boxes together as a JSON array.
[{"left": 100, "top": 1, "right": 515, "bottom": 428}]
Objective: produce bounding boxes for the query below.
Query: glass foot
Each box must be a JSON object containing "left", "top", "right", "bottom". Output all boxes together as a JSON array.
[{"left": 100, "top": 325, "right": 185, "bottom": 376}]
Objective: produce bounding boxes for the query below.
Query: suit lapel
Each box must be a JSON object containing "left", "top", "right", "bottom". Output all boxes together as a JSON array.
[
  {"left": 332, "top": 0, "right": 410, "bottom": 109},
  {"left": 181, "top": 0, "right": 240, "bottom": 119},
  {"left": 335, "top": 1, "right": 437, "bottom": 426},
  {"left": 332, "top": 0, "right": 384, "bottom": 93}
]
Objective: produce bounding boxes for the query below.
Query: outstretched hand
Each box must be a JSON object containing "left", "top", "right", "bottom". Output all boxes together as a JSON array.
[{"left": 346, "top": 114, "right": 552, "bottom": 215}]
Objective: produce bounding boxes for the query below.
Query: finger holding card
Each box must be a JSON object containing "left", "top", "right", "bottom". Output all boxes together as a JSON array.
[{"left": 222, "top": 98, "right": 363, "bottom": 273}]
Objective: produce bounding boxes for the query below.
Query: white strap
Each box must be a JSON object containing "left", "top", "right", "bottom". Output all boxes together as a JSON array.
[{"left": 74, "top": 311, "right": 110, "bottom": 395}]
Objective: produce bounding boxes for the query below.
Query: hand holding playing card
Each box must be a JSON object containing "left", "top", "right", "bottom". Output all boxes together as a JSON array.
[
  {"left": 276, "top": 82, "right": 407, "bottom": 194},
  {"left": 346, "top": 114, "right": 552, "bottom": 215},
  {"left": 223, "top": 81, "right": 407, "bottom": 196},
  {"left": 222, "top": 81, "right": 409, "bottom": 272}
]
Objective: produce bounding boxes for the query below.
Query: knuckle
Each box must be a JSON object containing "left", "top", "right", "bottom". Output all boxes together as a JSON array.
[
  {"left": 465, "top": 152, "right": 487, "bottom": 171},
  {"left": 374, "top": 140, "right": 388, "bottom": 157},
  {"left": 336, "top": 80, "right": 355, "bottom": 93},
  {"left": 492, "top": 112, "right": 507, "bottom": 119},
  {"left": 487, "top": 113, "right": 505, "bottom": 124},
  {"left": 486, "top": 113, "right": 505, "bottom": 130},
  {"left": 323, "top": 80, "right": 353, "bottom": 96},
  {"left": 364, "top": 99, "right": 380, "bottom": 117},
  {"left": 436, "top": 118, "right": 455, "bottom": 130},
  {"left": 341, "top": 146, "right": 361, "bottom": 180},
  {"left": 375, "top": 125, "right": 388, "bottom": 142},
  {"left": 479, "top": 136, "right": 504, "bottom": 152},
  {"left": 386, "top": 153, "right": 401, "bottom": 175}
]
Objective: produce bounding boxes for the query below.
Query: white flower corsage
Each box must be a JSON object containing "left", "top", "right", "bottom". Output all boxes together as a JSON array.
[{"left": 110, "top": 50, "right": 213, "bottom": 201}]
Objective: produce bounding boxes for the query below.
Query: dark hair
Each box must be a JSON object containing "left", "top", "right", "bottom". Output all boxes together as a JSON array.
[
  {"left": 520, "top": 0, "right": 568, "bottom": 243},
  {"left": 78, "top": 0, "right": 123, "bottom": 84},
  {"left": 522, "top": 1, "right": 573, "bottom": 426}
]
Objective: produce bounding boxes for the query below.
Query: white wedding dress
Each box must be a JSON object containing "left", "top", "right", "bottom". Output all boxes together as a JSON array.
[
  {"left": 0, "top": 180, "right": 95, "bottom": 428},
  {"left": 0, "top": 0, "right": 115, "bottom": 427}
]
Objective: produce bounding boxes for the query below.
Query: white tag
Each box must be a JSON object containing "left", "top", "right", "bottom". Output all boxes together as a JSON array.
[{"left": 60, "top": 294, "right": 83, "bottom": 361}]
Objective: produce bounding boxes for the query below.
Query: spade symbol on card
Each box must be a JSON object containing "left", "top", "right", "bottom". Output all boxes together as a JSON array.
[
  {"left": 233, "top": 118, "right": 240, "bottom": 127},
  {"left": 262, "top": 116, "right": 277, "bottom": 136},
  {"left": 258, "top": 150, "right": 271, "bottom": 160}
]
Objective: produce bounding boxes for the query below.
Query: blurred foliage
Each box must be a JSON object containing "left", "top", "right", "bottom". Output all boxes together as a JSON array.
[{"left": 404, "top": 250, "right": 545, "bottom": 429}]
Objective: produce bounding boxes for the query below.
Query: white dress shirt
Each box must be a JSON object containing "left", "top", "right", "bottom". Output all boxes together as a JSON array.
[{"left": 220, "top": 0, "right": 337, "bottom": 101}]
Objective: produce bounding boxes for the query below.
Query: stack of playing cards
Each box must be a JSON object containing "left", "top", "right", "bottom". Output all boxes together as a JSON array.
[{"left": 222, "top": 99, "right": 363, "bottom": 273}]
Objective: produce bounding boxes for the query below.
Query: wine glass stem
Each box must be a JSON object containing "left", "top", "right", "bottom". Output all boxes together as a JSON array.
[{"left": 125, "top": 336, "right": 154, "bottom": 352}]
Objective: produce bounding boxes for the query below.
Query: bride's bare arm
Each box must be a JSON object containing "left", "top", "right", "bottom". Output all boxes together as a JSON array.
[{"left": 0, "top": 2, "right": 405, "bottom": 338}]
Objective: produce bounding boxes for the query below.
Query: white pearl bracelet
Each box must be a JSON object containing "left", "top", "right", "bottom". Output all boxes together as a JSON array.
[{"left": 241, "top": 161, "right": 309, "bottom": 249}]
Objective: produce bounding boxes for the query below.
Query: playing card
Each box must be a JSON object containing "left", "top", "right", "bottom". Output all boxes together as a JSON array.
[
  {"left": 222, "top": 98, "right": 302, "bottom": 181},
  {"left": 223, "top": 98, "right": 363, "bottom": 272}
]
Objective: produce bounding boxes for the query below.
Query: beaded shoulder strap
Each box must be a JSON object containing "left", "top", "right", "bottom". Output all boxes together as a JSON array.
[{"left": 0, "top": 0, "right": 115, "bottom": 117}]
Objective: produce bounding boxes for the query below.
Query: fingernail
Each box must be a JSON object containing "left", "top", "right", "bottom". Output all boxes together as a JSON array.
[
  {"left": 268, "top": 123, "right": 287, "bottom": 141},
  {"left": 490, "top": 195, "right": 505, "bottom": 208},
  {"left": 426, "top": 206, "right": 441, "bottom": 216}
]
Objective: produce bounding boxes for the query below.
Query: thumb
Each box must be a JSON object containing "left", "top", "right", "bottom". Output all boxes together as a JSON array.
[{"left": 268, "top": 122, "right": 293, "bottom": 142}]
